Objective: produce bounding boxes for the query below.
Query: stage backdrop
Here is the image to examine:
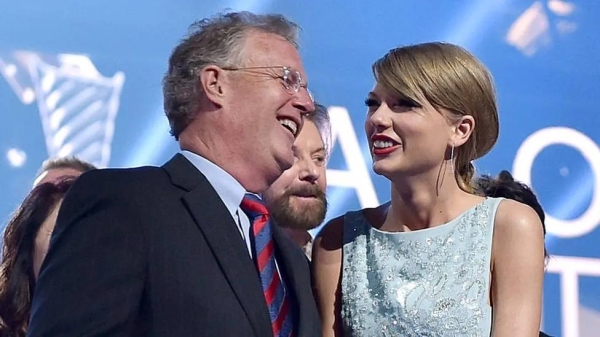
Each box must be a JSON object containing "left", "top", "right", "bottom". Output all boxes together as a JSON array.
[{"left": 1, "top": 1, "right": 598, "bottom": 336}]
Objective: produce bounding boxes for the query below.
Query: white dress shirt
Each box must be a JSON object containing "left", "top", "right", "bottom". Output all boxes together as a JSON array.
[{"left": 181, "top": 150, "right": 254, "bottom": 256}]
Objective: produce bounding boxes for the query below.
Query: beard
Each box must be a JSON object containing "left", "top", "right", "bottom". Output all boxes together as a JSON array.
[{"left": 268, "top": 184, "right": 327, "bottom": 231}]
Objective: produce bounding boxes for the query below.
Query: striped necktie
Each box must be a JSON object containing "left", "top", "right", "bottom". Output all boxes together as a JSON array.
[{"left": 240, "top": 193, "right": 294, "bottom": 337}]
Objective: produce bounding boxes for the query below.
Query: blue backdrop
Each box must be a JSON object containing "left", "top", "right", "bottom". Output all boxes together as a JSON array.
[{"left": 1, "top": 1, "right": 598, "bottom": 336}]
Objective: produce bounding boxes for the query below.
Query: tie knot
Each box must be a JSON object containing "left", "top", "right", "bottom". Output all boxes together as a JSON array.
[{"left": 240, "top": 193, "right": 269, "bottom": 218}]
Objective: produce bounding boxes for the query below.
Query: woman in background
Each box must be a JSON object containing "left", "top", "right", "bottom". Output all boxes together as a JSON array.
[{"left": 0, "top": 178, "right": 75, "bottom": 337}]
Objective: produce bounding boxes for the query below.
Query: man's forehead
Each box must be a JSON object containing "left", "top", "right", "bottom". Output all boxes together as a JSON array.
[
  {"left": 243, "top": 32, "right": 305, "bottom": 75},
  {"left": 293, "top": 121, "right": 324, "bottom": 153}
]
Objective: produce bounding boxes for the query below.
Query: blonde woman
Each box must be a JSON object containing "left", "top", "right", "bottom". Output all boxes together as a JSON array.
[{"left": 312, "top": 42, "right": 545, "bottom": 336}]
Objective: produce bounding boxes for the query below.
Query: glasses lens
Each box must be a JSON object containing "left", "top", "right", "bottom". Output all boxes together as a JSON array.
[{"left": 286, "top": 69, "right": 301, "bottom": 92}]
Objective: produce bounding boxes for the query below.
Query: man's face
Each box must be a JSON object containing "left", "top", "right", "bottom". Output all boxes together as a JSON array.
[
  {"left": 33, "top": 168, "right": 82, "bottom": 187},
  {"left": 222, "top": 31, "right": 315, "bottom": 191},
  {"left": 33, "top": 199, "right": 63, "bottom": 280},
  {"left": 263, "top": 120, "right": 327, "bottom": 230}
]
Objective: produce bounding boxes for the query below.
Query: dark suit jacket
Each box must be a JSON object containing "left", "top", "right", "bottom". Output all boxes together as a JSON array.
[{"left": 28, "top": 154, "right": 321, "bottom": 337}]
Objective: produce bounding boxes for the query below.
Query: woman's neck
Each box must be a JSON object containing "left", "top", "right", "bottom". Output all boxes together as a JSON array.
[{"left": 383, "top": 171, "right": 480, "bottom": 232}]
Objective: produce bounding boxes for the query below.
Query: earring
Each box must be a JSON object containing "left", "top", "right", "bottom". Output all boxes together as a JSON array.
[{"left": 450, "top": 144, "right": 455, "bottom": 173}]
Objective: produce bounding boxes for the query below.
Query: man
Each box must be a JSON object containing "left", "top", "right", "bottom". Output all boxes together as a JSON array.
[
  {"left": 28, "top": 11, "right": 319, "bottom": 337},
  {"left": 263, "top": 103, "right": 331, "bottom": 258},
  {"left": 33, "top": 156, "right": 96, "bottom": 186}
]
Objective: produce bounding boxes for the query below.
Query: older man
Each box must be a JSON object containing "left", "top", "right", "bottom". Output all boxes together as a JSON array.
[
  {"left": 28, "top": 11, "right": 319, "bottom": 337},
  {"left": 263, "top": 103, "right": 331, "bottom": 258}
]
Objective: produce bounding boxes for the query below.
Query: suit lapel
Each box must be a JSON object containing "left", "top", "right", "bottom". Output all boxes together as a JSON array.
[{"left": 164, "top": 154, "right": 272, "bottom": 337}]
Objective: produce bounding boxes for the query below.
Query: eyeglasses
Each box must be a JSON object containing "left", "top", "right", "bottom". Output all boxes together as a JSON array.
[{"left": 222, "top": 65, "right": 311, "bottom": 99}]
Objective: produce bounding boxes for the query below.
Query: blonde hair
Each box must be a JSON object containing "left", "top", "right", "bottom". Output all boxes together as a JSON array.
[{"left": 372, "top": 42, "right": 499, "bottom": 192}]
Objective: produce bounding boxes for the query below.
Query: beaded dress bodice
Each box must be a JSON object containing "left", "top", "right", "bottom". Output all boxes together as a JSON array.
[{"left": 341, "top": 198, "right": 502, "bottom": 337}]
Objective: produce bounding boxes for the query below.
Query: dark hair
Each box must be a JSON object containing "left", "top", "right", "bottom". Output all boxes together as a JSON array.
[
  {"left": 474, "top": 170, "right": 548, "bottom": 259},
  {"left": 0, "top": 178, "right": 75, "bottom": 337},
  {"left": 37, "top": 156, "right": 97, "bottom": 176},
  {"left": 162, "top": 11, "right": 301, "bottom": 139}
]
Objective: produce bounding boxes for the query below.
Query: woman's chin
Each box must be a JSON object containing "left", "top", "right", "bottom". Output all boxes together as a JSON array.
[{"left": 372, "top": 162, "right": 395, "bottom": 177}]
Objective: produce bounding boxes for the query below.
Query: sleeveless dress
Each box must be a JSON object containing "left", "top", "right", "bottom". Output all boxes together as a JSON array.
[{"left": 341, "top": 198, "right": 503, "bottom": 337}]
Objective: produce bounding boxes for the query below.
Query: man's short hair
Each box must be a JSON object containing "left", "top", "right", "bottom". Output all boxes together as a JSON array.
[
  {"left": 306, "top": 103, "right": 332, "bottom": 162},
  {"left": 162, "top": 11, "right": 301, "bottom": 139},
  {"left": 37, "top": 156, "right": 97, "bottom": 176}
]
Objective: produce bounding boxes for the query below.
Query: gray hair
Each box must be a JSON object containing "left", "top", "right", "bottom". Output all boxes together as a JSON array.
[
  {"left": 162, "top": 11, "right": 301, "bottom": 139},
  {"left": 38, "top": 156, "right": 97, "bottom": 176},
  {"left": 306, "top": 103, "right": 332, "bottom": 163}
]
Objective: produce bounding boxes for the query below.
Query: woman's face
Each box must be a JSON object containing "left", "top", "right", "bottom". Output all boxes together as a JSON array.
[
  {"left": 364, "top": 83, "right": 455, "bottom": 179},
  {"left": 33, "top": 199, "right": 63, "bottom": 280}
]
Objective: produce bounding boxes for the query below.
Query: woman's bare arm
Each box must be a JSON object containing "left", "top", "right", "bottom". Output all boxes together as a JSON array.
[
  {"left": 312, "top": 216, "right": 345, "bottom": 337},
  {"left": 491, "top": 199, "right": 545, "bottom": 337}
]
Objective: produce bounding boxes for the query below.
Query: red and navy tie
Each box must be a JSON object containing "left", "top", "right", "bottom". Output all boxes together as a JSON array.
[{"left": 240, "top": 193, "right": 294, "bottom": 337}]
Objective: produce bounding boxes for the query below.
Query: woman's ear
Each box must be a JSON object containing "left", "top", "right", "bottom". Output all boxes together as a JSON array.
[{"left": 451, "top": 115, "right": 475, "bottom": 147}]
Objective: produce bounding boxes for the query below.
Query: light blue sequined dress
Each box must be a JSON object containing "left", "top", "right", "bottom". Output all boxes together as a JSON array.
[{"left": 341, "top": 198, "right": 503, "bottom": 337}]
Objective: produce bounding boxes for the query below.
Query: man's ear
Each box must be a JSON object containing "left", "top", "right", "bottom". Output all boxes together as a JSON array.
[
  {"left": 199, "top": 65, "right": 226, "bottom": 107},
  {"left": 451, "top": 115, "right": 475, "bottom": 148}
]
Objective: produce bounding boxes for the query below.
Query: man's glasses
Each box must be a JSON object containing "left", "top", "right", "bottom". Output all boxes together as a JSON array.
[{"left": 222, "top": 66, "right": 312, "bottom": 100}]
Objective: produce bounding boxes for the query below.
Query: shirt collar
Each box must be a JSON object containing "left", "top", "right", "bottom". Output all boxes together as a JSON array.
[{"left": 180, "top": 150, "right": 245, "bottom": 215}]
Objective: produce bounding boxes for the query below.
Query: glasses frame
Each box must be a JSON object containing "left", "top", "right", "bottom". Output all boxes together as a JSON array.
[{"left": 221, "top": 65, "right": 311, "bottom": 100}]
